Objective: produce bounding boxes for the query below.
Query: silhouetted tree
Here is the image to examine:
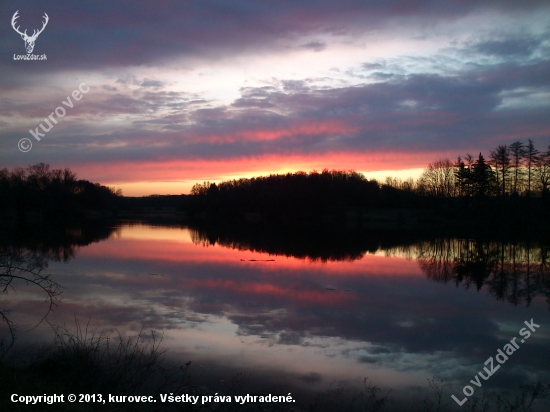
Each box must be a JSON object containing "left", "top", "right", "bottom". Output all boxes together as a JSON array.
[
  {"left": 418, "top": 159, "right": 456, "bottom": 197},
  {"left": 490, "top": 145, "right": 510, "bottom": 196},
  {"left": 535, "top": 145, "right": 550, "bottom": 197},
  {"left": 464, "top": 154, "right": 475, "bottom": 197},
  {"left": 509, "top": 141, "right": 526, "bottom": 195},
  {"left": 471, "top": 153, "right": 493, "bottom": 197},
  {"left": 452, "top": 154, "right": 476, "bottom": 198},
  {"left": 385, "top": 176, "right": 416, "bottom": 192},
  {"left": 526, "top": 139, "right": 540, "bottom": 197},
  {"left": 190, "top": 181, "right": 212, "bottom": 196},
  {"left": 454, "top": 156, "right": 466, "bottom": 198}
]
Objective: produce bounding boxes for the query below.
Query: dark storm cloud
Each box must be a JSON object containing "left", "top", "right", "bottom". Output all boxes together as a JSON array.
[
  {"left": 1, "top": 0, "right": 549, "bottom": 76},
  {"left": 370, "top": 72, "right": 395, "bottom": 80},
  {"left": 473, "top": 36, "right": 545, "bottom": 58},
  {"left": 281, "top": 80, "right": 311, "bottom": 93},
  {"left": 299, "top": 41, "right": 326, "bottom": 52},
  {"left": 3, "top": 55, "right": 549, "bottom": 168},
  {"left": 362, "top": 62, "right": 387, "bottom": 70},
  {"left": 102, "top": 85, "right": 119, "bottom": 92},
  {"left": 140, "top": 79, "right": 165, "bottom": 89}
]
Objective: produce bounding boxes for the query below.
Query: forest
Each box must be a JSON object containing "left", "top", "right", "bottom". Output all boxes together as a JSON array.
[
  {"left": 186, "top": 140, "right": 550, "bottom": 229},
  {"left": 1, "top": 139, "right": 549, "bottom": 227},
  {"left": 388, "top": 139, "right": 550, "bottom": 198},
  {"left": 0, "top": 163, "right": 122, "bottom": 223}
]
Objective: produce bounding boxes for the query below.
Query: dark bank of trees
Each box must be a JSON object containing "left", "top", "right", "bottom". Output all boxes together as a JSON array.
[
  {"left": 0, "top": 163, "right": 122, "bottom": 221},
  {"left": 2, "top": 139, "right": 548, "bottom": 228},
  {"left": 379, "top": 139, "right": 550, "bottom": 231},
  {"left": 186, "top": 140, "right": 549, "bottom": 230},
  {"left": 187, "top": 169, "right": 421, "bottom": 224},
  {"left": 410, "top": 139, "right": 550, "bottom": 198}
]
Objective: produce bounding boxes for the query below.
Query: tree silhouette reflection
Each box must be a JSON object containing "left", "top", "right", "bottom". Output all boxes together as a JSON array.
[{"left": 401, "top": 239, "right": 550, "bottom": 308}]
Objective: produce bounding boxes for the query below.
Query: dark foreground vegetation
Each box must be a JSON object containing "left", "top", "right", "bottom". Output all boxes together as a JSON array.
[{"left": 0, "top": 320, "right": 548, "bottom": 412}]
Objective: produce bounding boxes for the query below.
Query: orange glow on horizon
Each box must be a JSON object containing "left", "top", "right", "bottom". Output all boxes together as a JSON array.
[{"left": 67, "top": 151, "right": 445, "bottom": 196}]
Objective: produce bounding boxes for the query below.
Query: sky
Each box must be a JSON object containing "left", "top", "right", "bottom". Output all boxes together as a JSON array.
[{"left": 1, "top": 1, "right": 549, "bottom": 195}]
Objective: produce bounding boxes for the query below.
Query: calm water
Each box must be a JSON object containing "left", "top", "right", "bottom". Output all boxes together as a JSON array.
[{"left": 2, "top": 222, "right": 549, "bottom": 409}]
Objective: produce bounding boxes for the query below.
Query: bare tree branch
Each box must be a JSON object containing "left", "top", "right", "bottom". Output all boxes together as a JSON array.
[{"left": 0, "top": 248, "right": 62, "bottom": 355}]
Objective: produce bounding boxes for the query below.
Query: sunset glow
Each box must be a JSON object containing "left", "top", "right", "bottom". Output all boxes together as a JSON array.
[{"left": 2, "top": 1, "right": 549, "bottom": 194}]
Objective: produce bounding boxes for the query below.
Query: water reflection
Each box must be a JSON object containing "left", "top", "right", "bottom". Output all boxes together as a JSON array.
[
  {"left": 1, "top": 222, "right": 549, "bottom": 407},
  {"left": 0, "top": 247, "right": 63, "bottom": 356},
  {"left": 189, "top": 224, "right": 436, "bottom": 262},
  {"left": 385, "top": 239, "right": 550, "bottom": 308},
  {"left": 0, "top": 221, "right": 118, "bottom": 262},
  {"left": 0, "top": 222, "right": 118, "bottom": 344}
]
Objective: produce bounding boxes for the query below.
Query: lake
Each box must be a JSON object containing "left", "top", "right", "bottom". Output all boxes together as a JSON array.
[{"left": 2, "top": 221, "right": 549, "bottom": 410}]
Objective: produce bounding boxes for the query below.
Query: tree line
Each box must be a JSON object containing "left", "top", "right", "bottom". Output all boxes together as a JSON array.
[
  {"left": 388, "top": 139, "right": 550, "bottom": 198},
  {"left": 188, "top": 169, "right": 422, "bottom": 222},
  {"left": 0, "top": 163, "right": 122, "bottom": 220}
]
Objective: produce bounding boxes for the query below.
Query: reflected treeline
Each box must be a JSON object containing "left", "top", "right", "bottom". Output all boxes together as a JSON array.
[
  {"left": 0, "top": 220, "right": 119, "bottom": 262},
  {"left": 190, "top": 223, "right": 550, "bottom": 307},
  {"left": 190, "top": 224, "right": 439, "bottom": 262},
  {"left": 387, "top": 239, "right": 550, "bottom": 307},
  {"left": 0, "top": 221, "right": 118, "bottom": 345}
]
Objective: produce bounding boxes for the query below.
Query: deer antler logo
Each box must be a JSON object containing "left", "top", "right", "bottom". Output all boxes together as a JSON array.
[{"left": 11, "top": 10, "right": 49, "bottom": 54}]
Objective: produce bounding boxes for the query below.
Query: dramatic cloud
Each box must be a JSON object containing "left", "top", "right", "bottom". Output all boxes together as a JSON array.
[{"left": 1, "top": 1, "right": 549, "bottom": 194}]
